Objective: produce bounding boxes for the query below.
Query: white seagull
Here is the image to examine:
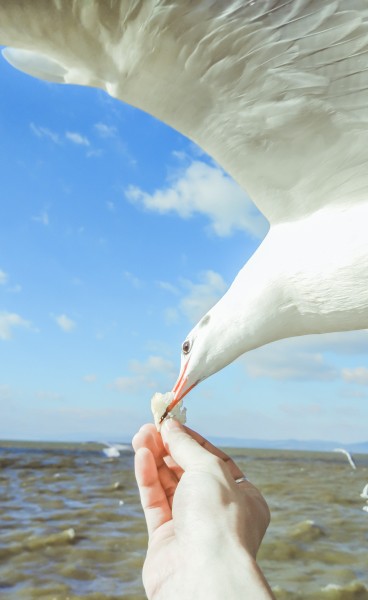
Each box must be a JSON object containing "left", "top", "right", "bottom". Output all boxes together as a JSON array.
[
  {"left": 360, "top": 483, "right": 368, "bottom": 499},
  {"left": 333, "top": 448, "right": 357, "bottom": 470},
  {"left": 1, "top": 2, "right": 368, "bottom": 418},
  {"left": 100, "top": 442, "right": 130, "bottom": 458}
]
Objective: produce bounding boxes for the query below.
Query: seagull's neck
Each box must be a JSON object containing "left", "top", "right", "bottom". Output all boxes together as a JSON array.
[{"left": 209, "top": 203, "right": 368, "bottom": 371}]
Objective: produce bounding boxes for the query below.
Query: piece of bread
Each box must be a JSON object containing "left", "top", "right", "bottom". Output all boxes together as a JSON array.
[{"left": 151, "top": 391, "right": 187, "bottom": 431}]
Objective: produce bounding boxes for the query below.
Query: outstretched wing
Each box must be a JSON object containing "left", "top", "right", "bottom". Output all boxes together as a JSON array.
[
  {"left": 1, "top": 1, "right": 368, "bottom": 224},
  {"left": 2, "top": 48, "right": 68, "bottom": 83}
]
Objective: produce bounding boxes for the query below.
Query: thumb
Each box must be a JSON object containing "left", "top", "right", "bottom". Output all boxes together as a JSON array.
[{"left": 161, "top": 419, "right": 214, "bottom": 471}]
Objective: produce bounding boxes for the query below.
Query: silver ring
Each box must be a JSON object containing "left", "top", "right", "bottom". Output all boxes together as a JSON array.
[{"left": 235, "top": 476, "right": 248, "bottom": 484}]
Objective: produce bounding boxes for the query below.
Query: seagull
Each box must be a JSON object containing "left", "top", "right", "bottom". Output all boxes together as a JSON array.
[
  {"left": 333, "top": 448, "right": 357, "bottom": 470},
  {"left": 1, "top": 2, "right": 368, "bottom": 418},
  {"left": 360, "top": 483, "right": 368, "bottom": 499},
  {"left": 100, "top": 442, "right": 130, "bottom": 458}
]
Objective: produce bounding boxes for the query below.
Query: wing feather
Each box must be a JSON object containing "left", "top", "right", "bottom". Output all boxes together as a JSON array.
[
  {"left": 2, "top": 47, "right": 67, "bottom": 83},
  {"left": 1, "top": 0, "right": 368, "bottom": 225},
  {"left": 198, "top": 1, "right": 368, "bottom": 223}
]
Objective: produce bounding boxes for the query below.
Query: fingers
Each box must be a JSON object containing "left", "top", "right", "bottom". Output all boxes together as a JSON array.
[
  {"left": 161, "top": 419, "right": 244, "bottom": 483},
  {"left": 134, "top": 420, "right": 247, "bottom": 493},
  {"left": 134, "top": 447, "right": 172, "bottom": 538},
  {"left": 133, "top": 424, "right": 180, "bottom": 509},
  {"left": 133, "top": 424, "right": 184, "bottom": 479},
  {"left": 132, "top": 424, "right": 165, "bottom": 463},
  {"left": 183, "top": 425, "right": 244, "bottom": 481},
  {"left": 160, "top": 419, "right": 211, "bottom": 471}
]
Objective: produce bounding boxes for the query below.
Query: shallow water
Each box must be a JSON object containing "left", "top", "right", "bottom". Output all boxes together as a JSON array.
[{"left": 0, "top": 441, "right": 367, "bottom": 599}]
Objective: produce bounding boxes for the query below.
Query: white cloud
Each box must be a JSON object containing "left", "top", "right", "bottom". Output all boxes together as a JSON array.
[
  {"left": 124, "top": 271, "right": 143, "bottom": 289},
  {"left": 30, "top": 122, "right": 60, "bottom": 144},
  {"left": 297, "top": 330, "right": 368, "bottom": 356},
  {"left": 179, "top": 270, "right": 227, "bottom": 323},
  {"left": 0, "top": 270, "right": 21, "bottom": 293},
  {"left": 65, "top": 131, "right": 90, "bottom": 146},
  {"left": 30, "top": 124, "right": 91, "bottom": 150},
  {"left": 163, "top": 307, "right": 179, "bottom": 325},
  {"left": 83, "top": 374, "right": 97, "bottom": 383},
  {"left": 243, "top": 338, "right": 339, "bottom": 382},
  {"left": 342, "top": 367, "right": 368, "bottom": 386},
  {"left": 0, "top": 385, "right": 15, "bottom": 404},
  {"left": 55, "top": 314, "right": 76, "bottom": 332},
  {"left": 160, "top": 270, "right": 228, "bottom": 325},
  {"left": 279, "top": 401, "right": 322, "bottom": 417},
  {"left": 32, "top": 210, "right": 49, "bottom": 226},
  {"left": 71, "top": 277, "right": 83, "bottom": 286},
  {"left": 242, "top": 330, "right": 368, "bottom": 383},
  {"left": 35, "top": 390, "right": 63, "bottom": 402},
  {"left": 94, "top": 122, "right": 117, "bottom": 138},
  {"left": 172, "top": 150, "right": 187, "bottom": 161},
  {"left": 0, "top": 312, "right": 31, "bottom": 340},
  {"left": 87, "top": 148, "right": 104, "bottom": 158},
  {"left": 130, "top": 355, "right": 175, "bottom": 375},
  {"left": 111, "top": 376, "right": 137, "bottom": 393},
  {"left": 340, "top": 387, "right": 368, "bottom": 399},
  {"left": 157, "top": 280, "right": 180, "bottom": 295},
  {"left": 110, "top": 355, "right": 176, "bottom": 394},
  {"left": 7, "top": 284, "right": 22, "bottom": 294},
  {"left": 125, "top": 160, "right": 268, "bottom": 238}
]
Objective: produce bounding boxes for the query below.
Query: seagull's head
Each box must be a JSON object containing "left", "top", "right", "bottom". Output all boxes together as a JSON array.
[
  {"left": 159, "top": 309, "right": 240, "bottom": 423},
  {"left": 159, "top": 256, "right": 282, "bottom": 423}
]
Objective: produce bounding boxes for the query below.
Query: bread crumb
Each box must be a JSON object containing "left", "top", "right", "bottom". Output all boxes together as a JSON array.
[{"left": 151, "top": 391, "right": 187, "bottom": 431}]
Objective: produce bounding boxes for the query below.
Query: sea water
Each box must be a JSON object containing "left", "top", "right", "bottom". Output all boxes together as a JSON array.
[{"left": 0, "top": 441, "right": 367, "bottom": 599}]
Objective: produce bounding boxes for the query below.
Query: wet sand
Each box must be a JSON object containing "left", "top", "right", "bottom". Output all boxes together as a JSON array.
[{"left": 0, "top": 441, "right": 368, "bottom": 599}]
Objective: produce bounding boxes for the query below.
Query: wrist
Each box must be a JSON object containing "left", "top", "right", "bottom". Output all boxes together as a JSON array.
[{"left": 180, "top": 544, "right": 274, "bottom": 600}]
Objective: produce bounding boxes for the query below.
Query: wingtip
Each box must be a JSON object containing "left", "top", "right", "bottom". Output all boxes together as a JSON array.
[{"left": 2, "top": 47, "right": 67, "bottom": 84}]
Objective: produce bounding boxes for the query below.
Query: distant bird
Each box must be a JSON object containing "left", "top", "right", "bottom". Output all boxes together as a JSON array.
[
  {"left": 100, "top": 442, "right": 130, "bottom": 458},
  {"left": 361, "top": 483, "right": 368, "bottom": 514},
  {"left": 333, "top": 448, "right": 357, "bottom": 471},
  {"left": 360, "top": 483, "right": 368, "bottom": 499},
  {"left": 1, "top": 2, "right": 368, "bottom": 416}
]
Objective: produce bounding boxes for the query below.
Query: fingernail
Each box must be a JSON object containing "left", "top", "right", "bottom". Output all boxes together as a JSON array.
[{"left": 162, "top": 418, "right": 180, "bottom": 432}]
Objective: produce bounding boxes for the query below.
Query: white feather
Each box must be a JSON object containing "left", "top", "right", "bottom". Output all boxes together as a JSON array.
[{"left": 2, "top": 47, "right": 67, "bottom": 82}]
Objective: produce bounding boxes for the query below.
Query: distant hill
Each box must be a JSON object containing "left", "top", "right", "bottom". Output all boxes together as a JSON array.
[{"left": 210, "top": 436, "right": 368, "bottom": 453}]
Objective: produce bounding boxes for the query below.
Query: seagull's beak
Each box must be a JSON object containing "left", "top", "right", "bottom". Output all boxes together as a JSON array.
[{"left": 159, "top": 359, "right": 198, "bottom": 423}]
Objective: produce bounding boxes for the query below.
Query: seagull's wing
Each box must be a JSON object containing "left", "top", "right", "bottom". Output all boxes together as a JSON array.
[
  {"left": 2, "top": 48, "right": 68, "bottom": 83},
  {"left": 1, "top": 1, "right": 368, "bottom": 224},
  {"left": 361, "top": 483, "right": 368, "bottom": 498},
  {"left": 333, "top": 448, "right": 357, "bottom": 469}
]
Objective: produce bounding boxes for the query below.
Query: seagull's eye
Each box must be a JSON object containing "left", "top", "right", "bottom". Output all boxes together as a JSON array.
[{"left": 182, "top": 339, "right": 191, "bottom": 355}]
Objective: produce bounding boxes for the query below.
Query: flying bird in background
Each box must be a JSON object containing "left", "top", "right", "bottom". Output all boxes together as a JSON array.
[
  {"left": 333, "top": 448, "right": 357, "bottom": 470},
  {"left": 1, "top": 1, "right": 368, "bottom": 417}
]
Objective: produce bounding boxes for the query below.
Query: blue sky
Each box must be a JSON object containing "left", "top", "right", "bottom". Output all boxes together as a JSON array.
[{"left": 1, "top": 52, "right": 368, "bottom": 444}]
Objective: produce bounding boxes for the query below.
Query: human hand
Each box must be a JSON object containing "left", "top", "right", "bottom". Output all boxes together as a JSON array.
[{"left": 132, "top": 420, "right": 274, "bottom": 600}]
